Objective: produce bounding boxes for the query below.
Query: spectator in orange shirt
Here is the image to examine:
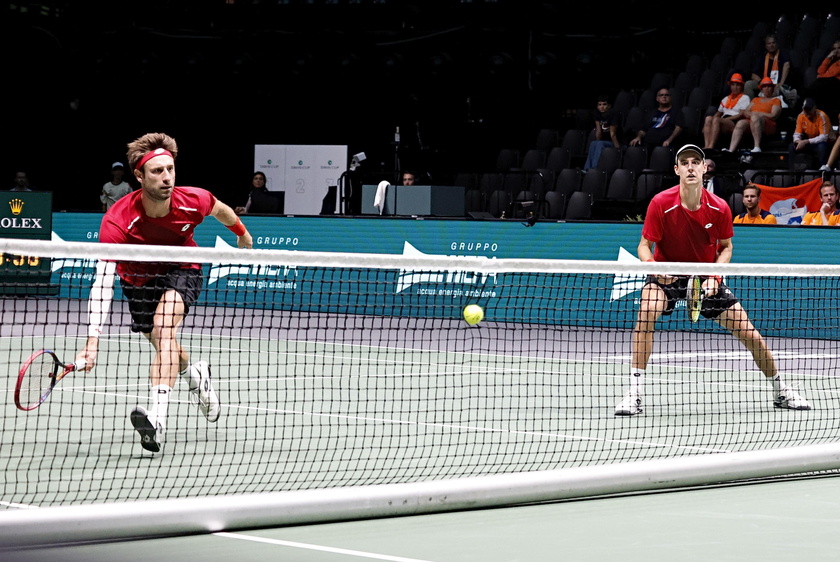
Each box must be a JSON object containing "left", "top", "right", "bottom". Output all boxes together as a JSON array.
[
  {"left": 733, "top": 184, "right": 777, "bottom": 224},
  {"left": 805, "top": 39, "right": 840, "bottom": 118},
  {"left": 822, "top": 113, "right": 840, "bottom": 171},
  {"left": 788, "top": 98, "right": 832, "bottom": 170},
  {"left": 728, "top": 77, "right": 782, "bottom": 153},
  {"left": 802, "top": 182, "right": 839, "bottom": 225}
]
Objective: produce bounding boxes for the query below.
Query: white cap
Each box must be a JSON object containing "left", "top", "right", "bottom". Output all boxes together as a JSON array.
[
  {"left": 674, "top": 144, "right": 705, "bottom": 164},
  {"left": 112, "top": 162, "right": 124, "bottom": 169}
]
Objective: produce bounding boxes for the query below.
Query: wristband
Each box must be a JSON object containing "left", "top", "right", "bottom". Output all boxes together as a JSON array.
[
  {"left": 227, "top": 218, "right": 247, "bottom": 236},
  {"left": 645, "top": 258, "right": 655, "bottom": 262},
  {"left": 709, "top": 275, "right": 722, "bottom": 283}
]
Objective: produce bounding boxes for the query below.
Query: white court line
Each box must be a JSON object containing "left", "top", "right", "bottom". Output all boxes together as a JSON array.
[{"left": 213, "top": 532, "right": 435, "bottom": 562}]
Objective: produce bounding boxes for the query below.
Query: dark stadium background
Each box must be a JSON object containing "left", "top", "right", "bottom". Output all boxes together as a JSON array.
[{"left": 2, "top": 2, "right": 825, "bottom": 212}]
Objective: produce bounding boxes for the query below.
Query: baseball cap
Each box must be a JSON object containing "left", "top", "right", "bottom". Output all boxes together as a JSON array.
[
  {"left": 112, "top": 162, "right": 124, "bottom": 169},
  {"left": 729, "top": 73, "right": 744, "bottom": 84},
  {"left": 675, "top": 144, "right": 705, "bottom": 164},
  {"left": 759, "top": 77, "right": 774, "bottom": 87},
  {"left": 802, "top": 98, "right": 816, "bottom": 111}
]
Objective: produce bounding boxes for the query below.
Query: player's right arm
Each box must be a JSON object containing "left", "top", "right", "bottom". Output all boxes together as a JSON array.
[
  {"left": 75, "top": 260, "right": 117, "bottom": 371},
  {"left": 637, "top": 235, "right": 655, "bottom": 262}
]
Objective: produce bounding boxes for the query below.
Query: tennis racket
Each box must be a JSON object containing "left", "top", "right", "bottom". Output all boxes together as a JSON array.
[
  {"left": 686, "top": 275, "right": 703, "bottom": 323},
  {"left": 14, "top": 350, "right": 85, "bottom": 411}
]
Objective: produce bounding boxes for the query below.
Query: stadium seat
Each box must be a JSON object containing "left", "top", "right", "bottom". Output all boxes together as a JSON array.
[
  {"left": 542, "top": 190, "right": 565, "bottom": 219},
  {"left": 486, "top": 189, "right": 511, "bottom": 218},
  {"left": 581, "top": 169, "right": 608, "bottom": 201},
  {"left": 564, "top": 191, "right": 592, "bottom": 220},
  {"left": 605, "top": 169, "right": 635, "bottom": 201},
  {"left": 595, "top": 147, "right": 622, "bottom": 179},
  {"left": 545, "top": 146, "right": 571, "bottom": 173},
  {"left": 554, "top": 168, "right": 582, "bottom": 199}
]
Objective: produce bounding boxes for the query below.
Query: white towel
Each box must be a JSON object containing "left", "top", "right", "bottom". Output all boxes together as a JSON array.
[{"left": 374, "top": 180, "right": 390, "bottom": 215}]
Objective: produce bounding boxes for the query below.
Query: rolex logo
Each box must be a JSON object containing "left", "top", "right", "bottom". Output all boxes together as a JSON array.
[{"left": 9, "top": 199, "right": 24, "bottom": 215}]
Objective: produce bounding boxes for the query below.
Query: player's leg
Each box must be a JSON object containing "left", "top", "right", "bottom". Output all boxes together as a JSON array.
[
  {"left": 165, "top": 269, "right": 220, "bottom": 422},
  {"left": 616, "top": 281, "right": 668, "bottom": 415},
  {"left": 714, "top": 302, "right": 811, "bottom": 410},
  {"left": 129, "top": 288, "right": 187, "bottom": 452}
]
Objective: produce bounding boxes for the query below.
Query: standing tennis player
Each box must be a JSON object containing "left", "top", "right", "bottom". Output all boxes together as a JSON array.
[
  {"left": 615, "top": 144, "right": 811, "bottom": 415},
  {"left": 75, "top": 132, "right": 253, "bottom": 452}
]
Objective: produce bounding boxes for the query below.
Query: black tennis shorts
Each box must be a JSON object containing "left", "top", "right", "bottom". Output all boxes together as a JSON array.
[
  {"left": 120, "top": 268, "right": 204, "bottom": 333},
  {"left": 645, "top": 275, "right": 739, "bottom": 320}
]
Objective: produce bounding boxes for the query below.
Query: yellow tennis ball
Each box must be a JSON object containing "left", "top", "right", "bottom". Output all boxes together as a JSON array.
[{"left": 463, "top": 304, "right": 484, "bottom": 325}]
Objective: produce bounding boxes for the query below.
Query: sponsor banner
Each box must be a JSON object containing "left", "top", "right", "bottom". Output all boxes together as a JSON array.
[{"left": 40, "top": 214, "right": 840, "bottom": 339}]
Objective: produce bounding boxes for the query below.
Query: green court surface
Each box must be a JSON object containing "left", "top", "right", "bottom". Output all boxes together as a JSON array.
[{"left": 4, "top": 474, "right": 840, "bottom": 561}]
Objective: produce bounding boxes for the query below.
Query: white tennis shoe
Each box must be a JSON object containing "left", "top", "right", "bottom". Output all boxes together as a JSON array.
[
  {"left": 615, "top": 391, "right": 643, "bottom": 416},
  {"left": 189, "top": 361, "right": 221, "bottom": 422},
  {"left": 774, "top": 386, "right": 812, "bottom": 410},
  {"left": 130, "top": 406, "right": 164, "bottom": 453}
]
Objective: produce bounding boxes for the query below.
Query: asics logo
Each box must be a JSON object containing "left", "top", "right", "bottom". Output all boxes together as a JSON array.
[
  {"left": 181, "top": 224, "right": 192, "bottom": 232},
  {"left": 704, "top": 223, "right": 713, "bottom": 229}
]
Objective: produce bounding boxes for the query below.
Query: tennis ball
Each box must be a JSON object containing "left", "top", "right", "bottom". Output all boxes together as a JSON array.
[{"left": 463, "top": 304, "right": 484, "bottom": 325}]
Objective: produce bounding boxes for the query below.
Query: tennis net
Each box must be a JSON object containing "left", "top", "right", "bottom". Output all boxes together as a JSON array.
[{"left": 1, "top": 238, "right": 839, "bottom": 518}]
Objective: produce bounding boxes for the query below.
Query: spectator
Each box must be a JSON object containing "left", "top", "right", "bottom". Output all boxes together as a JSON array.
[
  {"left": 629, "top": 87, "right": 685, "bottom": 149},
  {"left": 583, "top": 95, "right": 620, "bottom": 171},
  {"left": 821, "top": 113, "right": 840, "bottom": 171},
  {"left": 802, "top": 182, "right": 839, "bottom": 226},
  {"left": 234, "top": 171, "right": 271, "bottom": 214},
  {"left": 100, "top": 162, "right": 133, "bottom": 211},
  {"left": 727, "top": 77, "right": 782, "bottom": 153},
  {"left": 804, "top": 39, "right": 840, "bottom": 118},
  {"left": 788, "top": 98, "right": 833, "bottom": 170},
  {"left": 10, "top": 171, "right": 32, "bottom": 192},
  {"left": 702, "top": 158, "right": 725, "bottom": 197},
  {"left": 702, "top": 73, "right": 750, "bottom": 151},
  {"left": 733, "top": 184, "right": 777, "bottom": 224},
  {"left": 401, "top": 171, "right": 418, "bottom": 186},
  {"left": 745, "top": 33, "right": 792, "bottom": 100}
]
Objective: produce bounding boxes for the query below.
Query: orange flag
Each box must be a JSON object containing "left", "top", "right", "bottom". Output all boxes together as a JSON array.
[{"left": 753, "top": 178, "right": 823, "bottom": 225}]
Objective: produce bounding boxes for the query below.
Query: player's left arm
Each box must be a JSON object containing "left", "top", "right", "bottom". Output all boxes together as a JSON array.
[{"left": 211, "top": 199, "right": 253, "bottom": 249}]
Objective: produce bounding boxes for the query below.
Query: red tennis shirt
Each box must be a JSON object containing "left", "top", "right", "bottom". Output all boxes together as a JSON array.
[
  {"left": 642, "top": 185, "right": 734, "bottom": 263},
  {"left": 99, "top": 186, "right": 217, "bottom": 285}
]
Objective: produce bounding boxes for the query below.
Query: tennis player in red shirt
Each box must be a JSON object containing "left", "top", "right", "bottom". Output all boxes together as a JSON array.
[
  {"left": 615, "top": 144, "right": 810, "bottom": 415},
  {"left": 76, "top": 132, "right": 253, "bottom": 452}
]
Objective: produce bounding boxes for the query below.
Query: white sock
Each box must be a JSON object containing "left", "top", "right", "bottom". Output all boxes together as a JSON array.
[
  {"left": 180, "top": 365, "right": 198, "bottom": 391},
  {"left": 771, "top": 374, "right": 783, "bottom": 394},
  {"left": 151, "top": 384, "right": 172, "bottom": 426},
  {"left": 630, "top": 368, "right": 645, "bottom": 395}
]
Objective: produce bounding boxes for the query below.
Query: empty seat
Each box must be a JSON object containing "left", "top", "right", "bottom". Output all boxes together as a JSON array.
[
  {"left": 647, "top": 146, "right": 675, "bottom": 173},
  {"left": 543, "top": 190, "right": 565, "bottom": 219},
  {"left": 595, "top": 146, "right": 622, "bottom": 179},
  {"left": 621, "top": 145, "right": 648, "bottom": 177},
  {"left": 453, "top": 172, "right": 477, "bottom": 190},
  {"left": 534, "top": 128, "right": 560, "bottom": 151},
  {"left": 636, "top": 172, "right": 665, "bottom": 202},
  {"left": 486, "top": 190, "right": 511, "bottom": 218},
  {"left": 520, "top": 149, "right": 546, "bottom": 173},
  {"left": 560, "top": 129, "right": 587, "bottom": 158},
  {"left": 464, "top": 188, "right": 483, "bottom": 214},
  {"left": 478, "top": 172, "right": 504, "bottom": 197},
  {"left": 605, "top": 169, "right": 635, "bottom": 200},
  {"left": 554, "top": 168, "right": 582, "bottom": 198},
  {"left": 503, "top": 171, "right": 527, "bottom": 195},
  {"left": 581, "top": 168, "right": 608, "bottom": 201},
  {"left": 495, "top": 148, "right": 520, "bottom": 172},
  {"left": 529, "top": 169, "right": 553, "bottom": 198},
  {"left": 564, "top": 191, "right": 592, "bottom": 220},
  {"left": 545, "top": 146, "right": 571, "bottom": 173}
]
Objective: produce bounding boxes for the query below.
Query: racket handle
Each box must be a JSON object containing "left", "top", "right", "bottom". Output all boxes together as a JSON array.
[{"left": 73, "top": 359, "right": 87, "bottom": 371}]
